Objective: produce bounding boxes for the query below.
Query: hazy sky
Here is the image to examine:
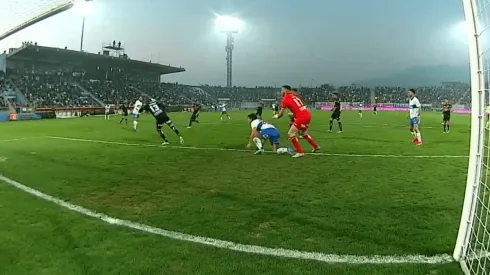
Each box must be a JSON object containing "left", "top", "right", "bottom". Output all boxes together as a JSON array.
[{"left": 0, "top": 0, "right": 468, "bottom": 86}]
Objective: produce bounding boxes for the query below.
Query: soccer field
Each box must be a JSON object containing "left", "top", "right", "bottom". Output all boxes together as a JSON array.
[{"left": 0, "top": 110, "right": 468, "bottom": 275}]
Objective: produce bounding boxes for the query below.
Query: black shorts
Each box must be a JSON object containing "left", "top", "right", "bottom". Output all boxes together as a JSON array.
[
  {"left": 443, "top": 112, "right": 450, "bottom": 122},
  {"left": 331, "top": 112, "right": 341, "bottom": 120},
  {"left": 156, "top": 113, "right": 171, "bottom": 126},
  {"left": 373, "top": 107, "right": 377, "bottom": 111},
  {"left": 122, "top": 112, "right": 128, "bottom": 117}
]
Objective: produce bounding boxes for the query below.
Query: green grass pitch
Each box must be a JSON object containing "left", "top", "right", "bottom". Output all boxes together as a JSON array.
[{"left": 0, "top": 110, "right": 467, "bottom": 274}]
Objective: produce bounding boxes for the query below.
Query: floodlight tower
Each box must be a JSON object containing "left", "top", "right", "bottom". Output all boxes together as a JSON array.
[
  {"left": 215, "top": 16, "right": 243, "bottom": 90},
  {"left": 224, "top": 31, "right": 236, "bottom": 89},
  {"left": 74, "top": 0, "right": 94, "bottom": 52}
]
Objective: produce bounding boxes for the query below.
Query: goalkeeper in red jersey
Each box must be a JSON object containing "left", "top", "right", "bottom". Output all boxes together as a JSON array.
[{"left": 274, "top": 86, "right": 320, "bottom": 158}]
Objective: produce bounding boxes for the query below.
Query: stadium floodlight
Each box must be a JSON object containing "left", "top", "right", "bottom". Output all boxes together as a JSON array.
[
  {"left": 73, "top": 0, "right": 94, "bottom": 15},
  {"left": 74, "top": 0, "right": 94, "bottom": 52},
  {"left": 451, "top": 21, "right": 469, "bottom": 45},
  {"left": 215, "top": 15, "right": 243, "bottom": 89},
  {"left": 455, "top": 0, "right": 490, "bottom": 274},
  {"left": 215, "top": 15, "right": 243, "bottom": 33}
]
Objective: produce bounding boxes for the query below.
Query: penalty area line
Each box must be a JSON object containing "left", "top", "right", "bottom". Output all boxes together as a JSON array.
[
  {"left": 47, "top": 136, "right": 468, "bottom": 158},
  {"left": 0, "top": 174, "right": 454, "bottom": 265}
]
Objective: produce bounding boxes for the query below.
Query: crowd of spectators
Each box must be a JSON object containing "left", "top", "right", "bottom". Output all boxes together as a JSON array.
[
  {"left": 1, "top": 70, "right": 472, "bottom": 108},
  {"left": 8, "top": 70, "right": 99, "bottom": 107},
  {"left": 374, "top": 84, "right": 470, "bottom": 104}
]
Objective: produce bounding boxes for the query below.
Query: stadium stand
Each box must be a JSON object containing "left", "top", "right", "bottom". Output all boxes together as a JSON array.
[{"left": 1, "top": 43, "right": 471, "bottom": 115}]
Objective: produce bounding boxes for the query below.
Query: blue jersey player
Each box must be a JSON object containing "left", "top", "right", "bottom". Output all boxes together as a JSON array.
[
  {"left": 246, "top": 113, "right": 293, "bottom": 155},
  {"left": 408, "top": 89, "right": 422, "bottom": 146}
]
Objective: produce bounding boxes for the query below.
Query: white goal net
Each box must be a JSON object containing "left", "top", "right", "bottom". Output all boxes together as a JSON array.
[
  {"left": 0, "top": 0, "right": 73, "bottom": 42},
  {"left": 456, "top": 0, "right": 490, "bottom": 274}
]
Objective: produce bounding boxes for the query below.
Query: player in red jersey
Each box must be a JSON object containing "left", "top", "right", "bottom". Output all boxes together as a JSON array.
[{"left": 274, "top": 86, "right": 320, "bottom": 158}]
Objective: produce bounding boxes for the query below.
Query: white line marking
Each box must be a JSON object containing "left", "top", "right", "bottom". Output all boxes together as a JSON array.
[
  {"left": 198, "top": 122, "right": 435, "bottom": 129},
  {"left": 0, "top": 174, "right": 454, "bottom": 265},
  {"left": 47, "top": 136, "right": 468, "bottom": 158},
  {"left": 0, "top": 137, "right": 41, "bottom": 143}
]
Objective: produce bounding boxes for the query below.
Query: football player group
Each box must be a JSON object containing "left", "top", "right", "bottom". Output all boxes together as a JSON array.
[
  {"left": 125, "top": 96, "right": 185, "bottom": 145},
  {"left": 247, "top": 85, "right": 320, "bottom": 158},
  {"left": 118, "top": 86, "right": 429, "bottom": 156},
  {"left": 121, "top": 86, "right": 320, "bottom": 158}
]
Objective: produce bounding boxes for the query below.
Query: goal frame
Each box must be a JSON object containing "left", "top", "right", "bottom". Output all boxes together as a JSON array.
[
  {"left": 0, "top": 0, "right": 75, "bottom": 42},
  {"left": 454, "top": 0, "right": 486, "bottom": 270}
]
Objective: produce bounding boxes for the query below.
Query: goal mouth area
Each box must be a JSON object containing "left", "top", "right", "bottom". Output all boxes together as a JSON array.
[{"left": 455, "top": 1, "right": 490, "bottom": 275}]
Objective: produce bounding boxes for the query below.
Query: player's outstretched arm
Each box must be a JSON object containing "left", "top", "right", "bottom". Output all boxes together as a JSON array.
[
  {"left": 275, "top": 108, "right": 286, "bottom": 119},
  {"left": 247, "top": 127, "right": 259, "bottom": 148}
]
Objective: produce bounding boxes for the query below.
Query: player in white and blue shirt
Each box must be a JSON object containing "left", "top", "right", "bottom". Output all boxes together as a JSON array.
[
  {"left": 104, "top": 104, "right": 110, "bottom": 120},
  {"left": 408, "top": 89, "right": 422, "bottom": 146},
  {"left": 132, "top": 97, "right": 143, "bottom": 131},
  {"left": 246, "top": 113, "right": 293, "bottom": 155},
  {"left": 358, "top": 102, "right": 363, "bottom": 118},
  {"left": 220, "top": 103, "right": 231, "bottom": 121}
]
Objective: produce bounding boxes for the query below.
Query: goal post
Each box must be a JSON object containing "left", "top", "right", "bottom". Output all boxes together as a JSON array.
[
  {"left": 455, "top": 0, "right": 489, "bottom": 274},
  {"left": 0, "top": 0, "right": 83, "bottom": 42}
]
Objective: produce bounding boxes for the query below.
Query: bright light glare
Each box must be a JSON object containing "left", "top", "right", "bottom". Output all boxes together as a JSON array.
[
  {"left": 215, "top": 15, "right": 243, "bottom": 33},
  {"left": 74, "top": 0, "right": 94, "bottom": 15},
  {"left": 451, "top": 21, "right": 468, "bottom": 44}
]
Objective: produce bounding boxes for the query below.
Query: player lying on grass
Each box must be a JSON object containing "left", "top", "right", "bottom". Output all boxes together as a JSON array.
[
  {"left": 274, "top": 86, "right": 320, "bottom": 158},
  {"left": 246, "top": 113, "right": 293, "bottom": 155},
  {"left": 140, "top": 98, "right": 184, "bottom": 145}
]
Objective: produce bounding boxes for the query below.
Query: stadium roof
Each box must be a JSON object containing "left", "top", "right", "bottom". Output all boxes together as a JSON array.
[{"left": 7, "top": 45, "right": 185, "bottom": 75}]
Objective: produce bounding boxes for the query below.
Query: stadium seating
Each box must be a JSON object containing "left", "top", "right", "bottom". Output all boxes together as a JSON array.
[{"left": 2, "top": 69, "right": 471, "bottom": 108}]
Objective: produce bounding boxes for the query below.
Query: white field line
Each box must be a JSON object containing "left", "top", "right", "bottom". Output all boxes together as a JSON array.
[
  {"left": 0, "top": 174, "right": 454, "bottom": 265},
  {"left": 0, "top": 137, "right": 42, "bottom": 143},
  {"left": 198, "top": 122, "right": 435, "bottom": 129},
  {"left": 47, "top": 136, "right": 468, "bottom": 159}
]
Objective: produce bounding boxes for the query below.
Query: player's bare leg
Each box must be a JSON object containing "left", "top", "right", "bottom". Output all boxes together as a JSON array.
[
  {"left": 133, "top": 119, "right": 139, "bottom": 131},
  {"left": 301, "top": 129, "right": 320, "bottom": 153},
  {"left": 413, "top": 125, "right": 422, "bottom": 146},
  {"left": 288, "top": 125, "right": 304, "bottom": 158},
  {"left": 251, "top": 134, "right": 264, "bottom": 155},
  {"left": 410, "top": 126, "right": 417, "bottom": 142}
]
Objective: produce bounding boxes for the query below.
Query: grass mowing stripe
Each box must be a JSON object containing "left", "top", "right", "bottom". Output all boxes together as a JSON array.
[
  {"left": 0, "top": 174, "right": 454, "bottom": 265},
  {"left": 47, "top": 136, "right": 468, "bottom": 158}
]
